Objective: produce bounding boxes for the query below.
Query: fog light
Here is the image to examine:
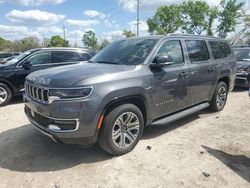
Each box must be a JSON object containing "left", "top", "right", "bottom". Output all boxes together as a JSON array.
[{"left": 48, "top": 125, "right": 61, "bottom": 131}]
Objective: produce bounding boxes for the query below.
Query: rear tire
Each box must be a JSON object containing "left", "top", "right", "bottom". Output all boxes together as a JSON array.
[
  {"left": 0, "top": 83, "right": 12, "bottom": 107},
  {"left": 98, "top": 104, "right": 144, "bottom": 156},
  {"left": 209, "top": 82, "right": 228, "bottom": 112}
]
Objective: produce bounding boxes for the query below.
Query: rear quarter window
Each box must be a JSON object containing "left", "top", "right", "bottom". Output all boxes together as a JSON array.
[{"left": 209, "top": 41, "right": 231, "bottom": 59}]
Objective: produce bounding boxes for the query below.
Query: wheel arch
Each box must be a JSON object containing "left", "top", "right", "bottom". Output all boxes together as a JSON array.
[
  {"left": 0, "top": 78, "right": 15, "bottom": 95},
  {"left": 102, "top": 94, "right": 149, "bottom": 127}
]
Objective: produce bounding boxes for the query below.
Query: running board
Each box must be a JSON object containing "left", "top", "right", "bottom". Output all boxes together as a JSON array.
[{"left": 152, "top": 102, "right": 210, "bottom": 126}]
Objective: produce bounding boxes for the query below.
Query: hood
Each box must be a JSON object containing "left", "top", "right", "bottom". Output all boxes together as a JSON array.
[
  {"left": 26, "top": 63, "right": 136, "bottom": 88},
  {"left": 236, "top": 60, "right": 250, "bottom": 68}
]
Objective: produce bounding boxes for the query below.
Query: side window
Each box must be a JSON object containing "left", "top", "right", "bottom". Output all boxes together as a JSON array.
[
  {"left": 157, "top": 40, "right": 184, "bottom": 65},
  {"left": 209, "top": 41, "right": 231, "bottom": 59},
  {"left": 53, "top": 51, "right": 84, "bottom": 63},
  {"left": 186, "top": 40, "right": 210, "bottom": 62},
  {"left": 27, "top": 51, "right": 51, "bottom": 65}
]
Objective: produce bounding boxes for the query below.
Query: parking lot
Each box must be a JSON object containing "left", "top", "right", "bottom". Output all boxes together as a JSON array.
[{"left": 0, "top": 89, "right": 249, "bottom": 188}]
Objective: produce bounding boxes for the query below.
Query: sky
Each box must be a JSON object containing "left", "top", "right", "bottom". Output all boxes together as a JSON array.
[{"left": 0, "top": 0, "right": 249, "bottom": 45}]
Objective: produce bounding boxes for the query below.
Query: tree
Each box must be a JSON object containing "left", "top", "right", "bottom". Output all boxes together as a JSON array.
[
  {"left": 49, "top": 35, "right": 69, "bottom": 47},
  {"left": 99, "top": 39, "right": 110, "bottom": 50},
  {"left": 21, "top": 37, "right": 40, "bottom": 51},
  {"left": 207, "top": 7, "right": 218, "bottom": 36},
  {"left": 181, "top": 0, "right": 210, "bottom": 35},
  {"left": 147, "top": 5, "right": 183, "bottom": 34},
  {"left": 122, "top": 30, "right": 136, "bottom": 38},
  {"left": 217, "top": 0, "right": 244, "bottom": 38},
  {"left": 230, "top": 15, "right": 250, "bottom": 44},
  {"left": 82, "top": 30, "right": 98, "bottom": 50},
  {"left": 0, "top": 37, "right": 11, "bottom": 51}
]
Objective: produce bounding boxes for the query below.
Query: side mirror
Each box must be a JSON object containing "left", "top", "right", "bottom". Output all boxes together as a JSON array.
[
  {"left": 22, "top": 61, "right": 32, "bottom": 69},
  {"left": 151, "top": 55, "right": 174, "bottom": 68}
]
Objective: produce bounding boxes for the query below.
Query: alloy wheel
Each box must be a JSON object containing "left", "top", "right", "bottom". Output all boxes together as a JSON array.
[
  {"left": 216, "top": 85, "right": 227, "bottom": 109},
  {"left": 112, "top": 112, "right": 140, "bottom": 148},
  {"left": 0, "top": 87, "right": 7, "bottom": 105}
]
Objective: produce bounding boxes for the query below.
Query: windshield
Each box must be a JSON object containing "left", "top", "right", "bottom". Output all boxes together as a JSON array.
[
  {"left": 4, "top": 50, "right": 34, "bottom": 65},
  {"left": 91, "top": 38, "right": 158, "bottom": 65},
  {"left": 234, "top": 48, "right": 250, "bottom": 61}
]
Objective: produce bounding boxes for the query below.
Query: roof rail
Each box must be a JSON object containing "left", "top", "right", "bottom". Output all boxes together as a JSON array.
[{"left": 166, "top": 33, "right": 220, "bottom": 39}]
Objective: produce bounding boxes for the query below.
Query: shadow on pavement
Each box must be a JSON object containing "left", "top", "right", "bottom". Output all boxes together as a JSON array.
[
  {"left": 0, "top": 109, "right": 212, "bottom": 173},
  {"left": 8, "top": 96, "right": 23, "bottom": 106},
  {"left": 232, "top": 87, "right": 249, "bottom": 93},
  {"left": 202, "top": 145, "right": 250, "bottom": 183},
  {"left": 0, "top": 125, "right": 110, "bottom": 172}
]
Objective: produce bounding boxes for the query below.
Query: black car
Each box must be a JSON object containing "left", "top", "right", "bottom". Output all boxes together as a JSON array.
[
  {"left": 233, "top": 46, "right": 250, "bottom": 88},
  {"left": 0, "top": 52, "right": 21, "bottom": 63},
  {"left": 0, "top": 48, "right": 94, "bottom": 106}
]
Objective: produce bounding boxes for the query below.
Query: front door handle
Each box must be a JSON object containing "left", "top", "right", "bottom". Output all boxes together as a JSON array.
[
  {"left": 179, "top": 72, "right": 188, "bottom": 79},
  {"left": 208, "top": 66, "right": 214, "bottom": 73}
]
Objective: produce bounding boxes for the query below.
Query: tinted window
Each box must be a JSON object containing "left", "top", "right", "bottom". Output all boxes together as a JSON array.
[
  {"left": 209, "top": 41, "right": 231, "bottom": 59},
  {"left": 27, "top": 51, "right": 51, "bottom": 65},
  {"left": 157, "top": 40, "right": 184, "bottom": 65},
  {"left": 91, "top": 38, "right": 157, "bottom": 65},
  {"left": 54, "top": 51, "right": 86, "bottom": 63},
  {"left": 186, "top": 40, "right": 209, "bottom": 62},
  {"left": 233, "top": 48, "right": 250, "bottom": 61}
]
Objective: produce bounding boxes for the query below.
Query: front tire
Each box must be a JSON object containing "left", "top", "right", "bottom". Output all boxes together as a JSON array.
[
  {"left": 209, "top": 82, "right": 228, "bottom": 112},
  {"left": 0, "top": 83, "right": 12, "bottom": 107},
  {"left": 98, "top": 104, "right": 144, "bottom": 156}
]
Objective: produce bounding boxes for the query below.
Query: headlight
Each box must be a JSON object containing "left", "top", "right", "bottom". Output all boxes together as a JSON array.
[{"left": 49, "top": 87, "right": 93, "bottom": 101}]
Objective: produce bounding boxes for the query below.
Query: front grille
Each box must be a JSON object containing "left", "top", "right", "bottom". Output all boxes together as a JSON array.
[{"left": 25, "top": 83, "right": 49, "bottom": 103}]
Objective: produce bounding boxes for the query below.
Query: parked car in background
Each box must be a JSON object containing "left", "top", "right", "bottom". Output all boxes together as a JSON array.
[
  {"left": 0, "top": 56, "right": 17, "bottom": 64},
  {"left": 0, "top": 48, "right": 94, "bottom": 106},
  {"left": 0, "top": 52, "right": 21, "bottom": 63},
  {"left": 233, "top": 45, "right": 250, "bottom": 88},
  {"left": 24, "top": 34, "right": 236, "bottom": 156}
]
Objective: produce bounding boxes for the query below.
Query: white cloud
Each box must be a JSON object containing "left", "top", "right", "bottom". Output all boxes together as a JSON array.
[
  {"left": 0, "top": 24, "right": 39, "bottom": 39},
  {"left": 6, "top": 9, "right": 65, "bottom": 26},
  {"left": 120, "top": 0, "right": 220, "bottom": 12},
  {"left": 83, "top": 10, "right": 106, "bottom": 19},
  {"left": 9, "top": 0, "right": 65, "bottom": 6},
  {"left": 65, "top": 19, "right": 99, "bottom": 27},
  {"left": 37, "top": 26, "right": 63, "bottom": 34}
]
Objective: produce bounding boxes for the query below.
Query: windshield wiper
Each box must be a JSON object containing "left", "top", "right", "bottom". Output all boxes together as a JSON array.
[{"left": 96, "top": 60, "right": 118, "bottom": 65}]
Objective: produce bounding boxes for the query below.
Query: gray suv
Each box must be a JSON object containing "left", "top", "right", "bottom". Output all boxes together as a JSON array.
[{"left": 24, "top": 34, "right": 236, "bottom": 155}]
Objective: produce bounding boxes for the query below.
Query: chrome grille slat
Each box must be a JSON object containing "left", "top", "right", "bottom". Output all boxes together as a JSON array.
[{"left": 25, "top": 83, "right": 49, "bottom": 103}]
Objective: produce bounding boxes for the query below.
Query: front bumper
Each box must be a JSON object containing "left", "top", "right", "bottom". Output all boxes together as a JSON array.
[
  {"left": 235, "top": 73, "right": 250, "bottom": 88},
  {"left": 24, "top": 93, "right": 101, "bottom": 146}
]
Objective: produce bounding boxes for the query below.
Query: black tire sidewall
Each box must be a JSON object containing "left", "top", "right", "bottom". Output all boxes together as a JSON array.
[
  {"left": 100, "top": 104, "right": 144, "bottom": 156},
  {"left": 0, "top": 83, "right": 12, "bottom": 107}
]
